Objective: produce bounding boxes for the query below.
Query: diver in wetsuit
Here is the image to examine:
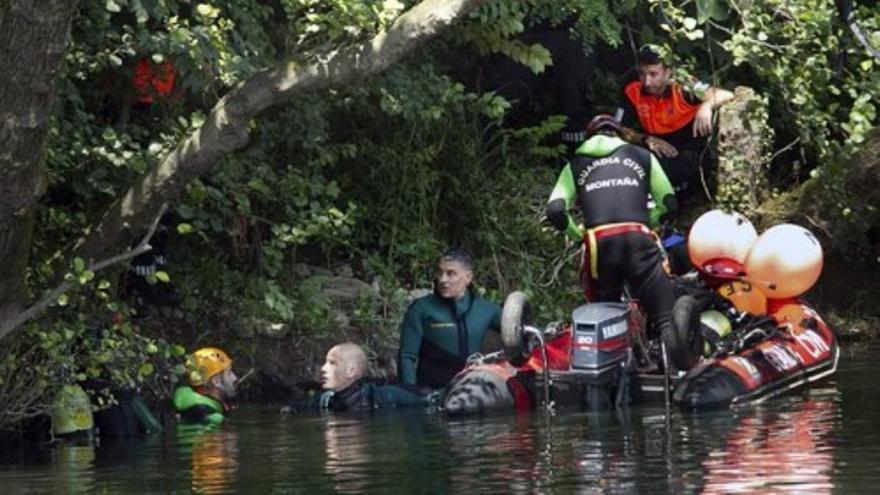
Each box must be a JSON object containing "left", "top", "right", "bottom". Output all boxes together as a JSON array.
[
  {"left": 546, "top": 114, "right": 678, "bottom": 343},
  {"left": 174, "top": 347, "right": 238, "bottom": 425},
  {"left": 398, "top": 248, "right": 502, "bottom": 390},
  {"left": 284, "top": 343, "right": 436, "bottom": 413}
]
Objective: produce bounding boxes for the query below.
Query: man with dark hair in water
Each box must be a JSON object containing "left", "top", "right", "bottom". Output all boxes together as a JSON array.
[{"left": 398, "top": 248, "right": 502, "bottom": 389}]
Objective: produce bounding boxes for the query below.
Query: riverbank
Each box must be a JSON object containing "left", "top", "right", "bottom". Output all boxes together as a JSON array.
[{"left": 137, "top": 251, "right": 880, "bottom": 404}]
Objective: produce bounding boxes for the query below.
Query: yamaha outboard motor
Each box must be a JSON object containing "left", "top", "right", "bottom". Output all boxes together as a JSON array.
[{"left": 548, "top": 302, "right": 632, "bottom": 410}]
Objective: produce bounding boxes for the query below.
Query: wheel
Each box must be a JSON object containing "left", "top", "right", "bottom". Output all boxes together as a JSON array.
[
  {"left": 667, "top": 295, "right": 704, "bottom": 371},
  {"left": 501, "top": 291, "right": 533, "bottom": 366}
]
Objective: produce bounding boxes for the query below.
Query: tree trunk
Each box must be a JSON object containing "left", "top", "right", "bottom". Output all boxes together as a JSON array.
[
  {"left": 0, "top": 0, "right": 78, "bottom": 323},
  {"left": 73, "top": 0, "right": 490, "bottom": 262},
  {"left": 716, "top": 86, "right": 772, "bottom": 216}
]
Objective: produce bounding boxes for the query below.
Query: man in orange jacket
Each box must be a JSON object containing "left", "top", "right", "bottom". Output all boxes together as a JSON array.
[{"left": 617, "top": 44, "right": 734, "bottom": 199}]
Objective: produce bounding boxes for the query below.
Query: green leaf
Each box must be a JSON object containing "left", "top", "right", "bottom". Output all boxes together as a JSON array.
[
  {"left": 78, "top": 270, "right": 95, "bottom": 285},
  {"left": 131, "top": 0, "right": 149, "bottom": 23},
  {"left": 138, "top": 362, "right": 155, "bottom": 377},
  {"left": 177, "top": 223, "right": 194, "bottom": 234},
  {"left": 196, "top": 4, "right": 214, "bottom": 17},
  {"left": 106, "top": 0, "right": 121, "bottom": 13},
  {"left": 73, "top": 257, "right": 86, "bottom": 273},
  {"left": 58, "top": 294, "right": 69, "bottom": 306},
  {"left": 108, "top": 54, "right": 123, "bottom": 67},
  {"left": 155, "top": 271, "right": 170, "bottom": 283}
]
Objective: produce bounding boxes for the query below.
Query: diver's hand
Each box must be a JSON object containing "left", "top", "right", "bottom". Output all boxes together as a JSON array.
[
  {"left": 645, "top": 136, "right": 678, "bottom": 157},
  {"left": 693, "top": 102, "right": 714, "bottom": 137}
]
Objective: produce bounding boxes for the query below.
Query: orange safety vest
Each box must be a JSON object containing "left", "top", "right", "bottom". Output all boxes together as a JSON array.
[{"left": 624, "top": 81, "right": 700, "bottom": 135}]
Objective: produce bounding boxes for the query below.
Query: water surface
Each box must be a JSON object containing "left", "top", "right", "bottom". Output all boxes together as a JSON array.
[{"left": 2, "top": 343, "right": 878, "bottom": 493}]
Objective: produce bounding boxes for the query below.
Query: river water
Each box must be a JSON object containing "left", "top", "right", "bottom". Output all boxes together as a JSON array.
[{"left": 1, "top": 342, "right": 878, "bottom": 494}]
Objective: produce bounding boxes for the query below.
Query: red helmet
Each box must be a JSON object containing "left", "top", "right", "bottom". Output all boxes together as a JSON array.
[{"left": 586, "top": 114, "right": 624, "bottom": 137}]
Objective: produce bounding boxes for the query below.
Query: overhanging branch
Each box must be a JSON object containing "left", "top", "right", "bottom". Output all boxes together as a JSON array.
[
  {"left": 0, "top": 205, "right": 168, "bottom": 342},
  {"left": 72, "top": 0, "right": 490, "bottom": 263}
]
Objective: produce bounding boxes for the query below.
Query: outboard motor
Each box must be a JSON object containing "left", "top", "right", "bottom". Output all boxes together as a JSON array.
[
  {"left": 570, "top": 302, "right": 631, "bottom": 373},
  {"left": 547, "top": 302, "right": 632, "bottom": 410}
]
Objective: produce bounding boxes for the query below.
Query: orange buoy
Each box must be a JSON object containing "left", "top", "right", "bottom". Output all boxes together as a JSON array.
[
  {"left": 744, "top": 224, "right": 823, "bottom": 299},
  {"left": 688, "top": 210, "right": 758, "bottom": 269}
]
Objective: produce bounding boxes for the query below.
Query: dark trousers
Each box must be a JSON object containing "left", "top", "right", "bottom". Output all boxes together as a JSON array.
[
  {"left": 660, "top": 148, "right": 716, "bottom": 201},
  {"left": 588, "top": 232, "right": 675, "bottom": 339}
]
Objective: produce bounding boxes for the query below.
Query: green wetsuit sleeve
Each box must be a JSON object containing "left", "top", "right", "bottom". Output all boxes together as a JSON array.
[
  {"left": 398, "top": 302, "right": 423, "bottom": 385},
  {"left": 648, "top": 154, "right": 675, "bottom": 228},
  {"left": 548, "top": 165, "right": 583, "bottom": 242},
  {"left": 205, "top": 412, "right": 225, "bottom": 425},
  {"left": 173, "top": 386, "right": 226, "bottom": 425}
]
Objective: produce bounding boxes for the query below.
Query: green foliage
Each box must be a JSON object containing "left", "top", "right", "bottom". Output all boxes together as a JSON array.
[
  {"left": 0, "top": 270, "right": 182, "bottom": 431},
  {"left": 281, "top": 0, "right": 409, "bottom": 52},
  {"left": 650, "top": 0, "right": 877, "bottom": 250},
  {"left": 9, "top": 0, "right": 877, "bottom": 433},
  {"left": 454, "top": 0, "right": 628, "bottom": 73}
]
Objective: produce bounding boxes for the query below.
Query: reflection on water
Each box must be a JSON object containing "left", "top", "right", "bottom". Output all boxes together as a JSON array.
[
  {"left": 324, "top": 418, "right": 368, "bottom": 493},
  {"left": 180, "top": 428, "right": 239, "bottom": 494},
  {"left": 0, "top": 343, "right": 878, "bottom": 493},
  {"left": 700, "top": 397, "right": 836, "bottom": 494}
]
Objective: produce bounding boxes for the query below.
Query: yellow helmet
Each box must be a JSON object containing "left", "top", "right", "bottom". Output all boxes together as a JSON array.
[{"left": 188, "top": 347, "right": 232, "bottom": 387}]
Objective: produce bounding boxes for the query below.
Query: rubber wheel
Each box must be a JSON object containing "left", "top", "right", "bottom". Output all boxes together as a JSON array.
[
  {"left": 501, "top": 291, "right": 533, "bottom": 366},
  {"left": 668, "top": 295, "right": 704, "bottom": 371}
]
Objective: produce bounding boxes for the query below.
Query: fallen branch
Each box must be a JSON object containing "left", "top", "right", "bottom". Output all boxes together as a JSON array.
[{"left": 0, "top": 204, "right": 168, "bottom": 342}]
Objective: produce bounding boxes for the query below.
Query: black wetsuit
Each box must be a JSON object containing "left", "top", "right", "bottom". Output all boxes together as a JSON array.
[
  {"left": 292, "top": 380, "right": 435, "bottom": 413},
  {"left": 545, "top": 134, "right": 678, "bottom": 338},
  {"left": 398, "top": 290, "right": 501, "bottom": 389}
]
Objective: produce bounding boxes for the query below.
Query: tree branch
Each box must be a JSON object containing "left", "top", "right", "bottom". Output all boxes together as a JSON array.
[
  {"left": 71, "top": 0, "right": 490, "bottom": 263},
  {"left": 0, "top": 205, "right": 167, "bottom": 342},
  {"left": 848, "top": 21, "right": 880, "bottom": 61}
]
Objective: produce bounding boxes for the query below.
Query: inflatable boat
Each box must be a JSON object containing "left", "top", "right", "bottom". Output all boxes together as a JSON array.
[{"left": 443, "top": 211, "right": 839, "bottom": 415}]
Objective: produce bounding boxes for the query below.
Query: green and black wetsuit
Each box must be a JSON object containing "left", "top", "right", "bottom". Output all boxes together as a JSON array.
[
  {"left": 292, "top": 380, "right": 436, "bottom": 413},
  {"left": 545, "top": 134, "right": 677, "bottom": 338},
  {"left": 174, "top": 386, "right": 227, "bottom": 426},
  {"left": 399, "top": 290, "right": 501, "bottom": 389}
]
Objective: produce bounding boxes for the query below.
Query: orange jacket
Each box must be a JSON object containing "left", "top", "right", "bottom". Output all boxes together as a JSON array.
[{"left": 624, "top": 81, "right": 700, "bottom": 135}]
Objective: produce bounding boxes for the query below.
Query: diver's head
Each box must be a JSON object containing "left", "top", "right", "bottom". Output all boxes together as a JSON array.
[
  {"left": 586, "top": 114, "right": 625, "bottom": 138},
  {"left": 436, "top": 247, "right": 474, "bottom": 300},
  {"left": 188, "top": 347, "right": 238, "bottom": 401},
  {"left": 321, "top": 343, "right": 368, "bottom": 392}
]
